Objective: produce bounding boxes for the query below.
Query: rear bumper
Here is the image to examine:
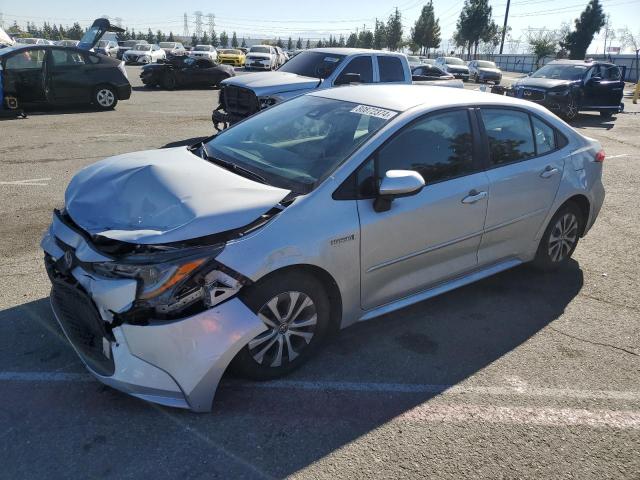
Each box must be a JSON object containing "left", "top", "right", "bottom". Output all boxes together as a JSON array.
[{"left": 116, "top": 83, "right": 132, "bottom": 100}]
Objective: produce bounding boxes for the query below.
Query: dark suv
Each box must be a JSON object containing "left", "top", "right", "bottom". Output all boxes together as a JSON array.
[{"left": 506, "top": 60, "right": 625, "bottom": 120}]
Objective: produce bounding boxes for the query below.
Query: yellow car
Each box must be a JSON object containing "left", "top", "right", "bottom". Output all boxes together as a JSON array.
[{"left": 217, "top": 49, "right": 246, "bottom": 67}]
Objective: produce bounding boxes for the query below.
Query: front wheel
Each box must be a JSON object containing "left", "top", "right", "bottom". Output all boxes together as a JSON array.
[
  {"left": 93, "top": 85, "right": 117, "bottom": 110},
  {"left": 161, "top": 72, "right": 177, "bottom": 90},
  {"left": 561, "top": 94, "right": 579, "bottom": 121},
  {"left": 599, "top": 110, "right": 614, "bottom": 118},
  {"left": 532, "top": 203, "right": 583, "bottom": 271},
  {"left": 231, "top": 271, "right": 332, "bottom": 380}
]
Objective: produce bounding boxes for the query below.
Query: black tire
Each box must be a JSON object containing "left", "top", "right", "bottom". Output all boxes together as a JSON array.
[
  {"left": 231, "top": 271, "right": 332, "bottom": 380},
  {"left": 92, "top": 85, "right": 118, "bottom": 110},
  {"left": 599, "top": 110, "right": 614, "bottom": 118},
  {"left": 161, "top": 72, "right": 177, "bottom": 90},
  {"left": 532, "top": 202, "right": 584, "bottom": 271},
  {"left": 473, "top": 74, "right": 479, "bottom": 83},
  {"left": 561, "top": 93, "right": 579, "bottom": 121}
]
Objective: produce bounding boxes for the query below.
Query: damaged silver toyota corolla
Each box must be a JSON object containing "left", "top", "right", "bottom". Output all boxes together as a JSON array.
[{"left": 42, "top": 85, "right": 605, "bottom": 411}]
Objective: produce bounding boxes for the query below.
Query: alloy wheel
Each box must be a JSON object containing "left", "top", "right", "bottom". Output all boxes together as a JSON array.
[
  {"left": 249, "top": 291, "right": 317, "bottom": 367},
  {"left": 548, "top": 213, "right": 579, "bottom": 262},
  {"left": 565, "top": 96, "right": 578, "bottom": 120},
  {"left": 96, "top": 89, "right": 115, "bottom": 107}
]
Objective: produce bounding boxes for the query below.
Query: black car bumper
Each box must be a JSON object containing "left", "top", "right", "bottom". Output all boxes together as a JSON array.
[{"left": 116, "top": 83, "right": 132, "bottom": 100}]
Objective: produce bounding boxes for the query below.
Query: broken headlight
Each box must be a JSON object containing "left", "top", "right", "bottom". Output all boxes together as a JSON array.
[{"left": 91, "top": 245, "right": 241, "bottom": 315}]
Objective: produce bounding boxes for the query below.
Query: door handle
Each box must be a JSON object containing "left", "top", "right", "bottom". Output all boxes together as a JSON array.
[
  {"left": 540, "top": 166, "right": 560, "bottom": 178},
  {"left": 462, "top": 190, "right": 487, "bottom": 204}
]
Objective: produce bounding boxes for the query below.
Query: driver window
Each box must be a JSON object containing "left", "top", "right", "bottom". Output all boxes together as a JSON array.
[
  {"left": 377, "top": 110, "right": 476, "bottom": 184},
  {"left": 5, "top": 49, "right": 45, "bottom": 70},
  {"left": 602, "top": 65, "right": 621, "bottom": 80},
  {"left": 336, "top": 56, "right": 373, "bottom": 84}
]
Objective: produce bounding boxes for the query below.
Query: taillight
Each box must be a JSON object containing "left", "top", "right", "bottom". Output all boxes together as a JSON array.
[{"left": 595, "top": 150, "right": 605, "bottom": 163}]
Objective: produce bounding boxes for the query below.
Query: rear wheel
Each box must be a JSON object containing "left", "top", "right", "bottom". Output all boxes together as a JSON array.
[
  {"left": 473, "top": 73, "right": 479, "bottom": 83},
  {"left": 532, "top": 202, "right": 584, "bottom": 271},
  {"left": 231, "top": 271, "right": 331, "bottom": 380},
  {"left": 93, "top": 85, "right": 117, "bottom": 110}
]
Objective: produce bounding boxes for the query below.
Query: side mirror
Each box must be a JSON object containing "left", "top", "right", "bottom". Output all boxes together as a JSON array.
[
  {"left": 374, "top": 170, "right": 425, "bottom": 212},
  {"left": 335, "top": 72, "right": 361, "bottom": 85}
]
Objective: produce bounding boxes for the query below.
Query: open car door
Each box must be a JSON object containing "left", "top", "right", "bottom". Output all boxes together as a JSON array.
[
  {"left": 0, "top": 26, "right": 15, "bottom": 47},
  {"left": 78, "top": 18, "right": 125, "bottom": 51}
]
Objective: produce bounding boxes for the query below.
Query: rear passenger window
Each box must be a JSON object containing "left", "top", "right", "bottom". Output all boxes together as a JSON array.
[
  {"left": 481, "top": 109, "right": 535, "bottom": 166},
  {"left": 378, "top": 56, "right": 404, "bottom": 82},
  {"left": 532, "top": 117, "right": 556, "bottom": 154},
  {"left": 336, "top": 56, "right": 373, "bottom": 83},
  {"left": 377, "top": 110, "right": 475, "bottom": 184}
]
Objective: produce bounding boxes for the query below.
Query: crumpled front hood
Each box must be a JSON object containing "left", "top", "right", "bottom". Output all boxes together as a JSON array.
[
  {"left": 515, "top": 77, "right": 575, "bottom": 89},
  {"left": 222, "top": 71, "right": 320, "bottom": 96},
  {"left": 65, "top": 147, "right": 290, "bottom": 245}
]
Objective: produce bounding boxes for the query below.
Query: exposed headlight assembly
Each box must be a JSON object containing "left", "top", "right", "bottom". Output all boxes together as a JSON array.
[{"left": 92, "top": 245, "right": 242, "bottom": 315}]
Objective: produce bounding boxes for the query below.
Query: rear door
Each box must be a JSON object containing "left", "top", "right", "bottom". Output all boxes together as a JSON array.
[
  {"left": 476, "top": 107, "right": 567, "bottom": 265},
  {"left": 48, "top": 48, "right": 91, "bottom": 103},
  {"left": 376, "top": 55, "right": 408, "bottom": 84}
]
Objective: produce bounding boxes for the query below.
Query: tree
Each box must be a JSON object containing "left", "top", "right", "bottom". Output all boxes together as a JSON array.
[
  {"left": 560, "top": 0, "right": 606, "bottom": 60},
  {"left": 156, "top": 30, "right": 165, "bottom": 43},
  {"left": 346, "top": 32, "right": 358, "bottom": 48},
  {"left": 357, "top": 29, "right": 374, "bottom": 49},
  {"left": 316, "top": 39, "right": 324, "bottom": 48},
  {"left": 146, "top": 28, "right": 155, "bottom": 44},
  {"left": 411, "top": 1, "right": 441, "bottom": 56},
  {"left": 241, "top": 37, "right": 247, "bottom": 47},
  {"left": 386, "top": 7, "right": 403, "bottom": 51},
  {"left": 454, "top": 0, "right": 496, "bottom": 58},
  {"left": 305, "top": 39, "right": 311, "bottom": 49},
  {"left": 276, "top": 37, "right": 284, "bottom": 48},
  {"left": 287, "top": 37, "right": 293, "bottom": 50},
  {"left": 619, "top": 27, "right": 639, "bottom": 81},
  {"left": 201, "top": 32, "right": 209, "bottom": 45},
  {"left": 167, "top": 31, "right": 175, "bottom": 42},
  {"left": 191, "top": 33, "right": 198, "bottom": 47},
  {"left": 211, "top": 30, "right": 219, "bottom": 47},
  {"left": 527, "top": 29, "right": 559, "bottom": 68},
  {"left": 338, "top": 35, "right": 345, "bottom": 47},
  {"left": 231, "top": 32, "right": 238, "bottom": 47},
  {"left": 219, "top": 31, "right": 229, "bottom": 48},
  {"left": 373, "top": 19, "right": 386, "bottom": 49},
  {"left": 296, "top": 37, "right": 303, "bottom": 49}
]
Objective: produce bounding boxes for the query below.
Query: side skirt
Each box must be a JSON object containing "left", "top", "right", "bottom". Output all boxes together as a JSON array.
[{"left": 359, "top": 258, "right": 522, "bottom": 322}]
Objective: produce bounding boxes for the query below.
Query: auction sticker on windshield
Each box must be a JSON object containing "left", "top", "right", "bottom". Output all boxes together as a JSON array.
[{"left": 350, "top": 105, "right": 397, "bottom": 120}]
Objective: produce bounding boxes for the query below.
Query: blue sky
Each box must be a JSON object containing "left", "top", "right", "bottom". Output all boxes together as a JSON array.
[{"left": 1, "top": 0, "right": 638, "bottom": 53}]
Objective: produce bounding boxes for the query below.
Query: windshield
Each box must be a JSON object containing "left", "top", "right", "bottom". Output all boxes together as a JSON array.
[
  {"left": 194, "top": 45, "right": 211, "bottom": 51},
  {"left": 135, "top": 45, "right": 152, "bottom": 51},
  {"left": 96, "top": 41, "right": 108, "bottom": 48},
  {"left": 531, "top": 64, "right": 588, "bottom": 80},
  {"left": 250, "top": 46, "right": 271, "bottom": 54},
  {"left": 407, "top": 56, "right": 420, "bottom": 62},
  {"left": 220, "top": 49, "right": 241, "bottom": 55},
  {"left": 477, "top": 61, "right": 496, "bottom": 68},
  {"left": 278, "top": 51, "right": 346, "bottom": 78},
  {"left": 159, "top": 42, "right": 176, "bottom": 48},
  {"left": 204, "top": 95, "right": 394, "bottom": 193},
  {"left": 22, "top": 38, "right": 38, "bottom": 44},
  {"left": 445, "top": 57, "right": 465, "bottom": 65},
  {"left": 124, "top": 40, "right": 140, "bottom": 48}
]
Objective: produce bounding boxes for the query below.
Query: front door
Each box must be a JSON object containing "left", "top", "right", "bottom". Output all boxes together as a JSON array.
[
  {"left": 582, "top": 64, "right": 622, "bottom": 108},
  {"left": 48, "top": 48, "right": 90, "bottom": 103},
  {"left": 358, "top": 109, "right": 489, "bottom": 310},
  {"left": 2, "top": 48, "right": 47, "bottom": 103},
  {"left": 476, "top": 108, "right": 566, "bottom": 265}
]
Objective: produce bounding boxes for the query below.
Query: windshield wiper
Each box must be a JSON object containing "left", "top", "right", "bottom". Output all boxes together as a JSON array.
[{"left": 200, "top": 142, "right": 268, "bottom": 185}]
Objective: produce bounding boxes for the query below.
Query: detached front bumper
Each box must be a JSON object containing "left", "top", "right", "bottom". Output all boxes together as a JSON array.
[{"left": 41, "top": 214, "right": 266, "bottom": 412}]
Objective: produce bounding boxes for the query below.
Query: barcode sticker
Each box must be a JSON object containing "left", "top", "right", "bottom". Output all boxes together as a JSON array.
[{"left": 350, "top": 105, "right": 397, "bottom": 120}]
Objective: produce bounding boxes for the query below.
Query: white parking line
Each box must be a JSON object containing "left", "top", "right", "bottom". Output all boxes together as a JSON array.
[
  {"left": 606, "top": 154, "right": 631, "bottom": 159},
  {"left": 2, "top": 371, "right": 639, "bottom": 402},
  {"left": 0, "top": 178, "right": 50, "bottom": 186}
]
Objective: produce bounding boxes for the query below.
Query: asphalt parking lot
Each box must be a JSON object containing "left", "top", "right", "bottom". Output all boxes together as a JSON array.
[{"left": 0, "top": 66, "right": 639, "bottom": 479}]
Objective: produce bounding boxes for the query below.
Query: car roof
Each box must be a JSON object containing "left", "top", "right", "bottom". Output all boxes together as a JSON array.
[
  {"left": 547, "top": 59, "right": 609, "bottom": 66},
  {"left": 309, "top": 47, "right": 405, "bottom": 57},
  {"left": 311, "top": 84, "right": 541, "bottom": 113},
  {"left": 0, "top": 44, "right": 86, "bottom": 56}
]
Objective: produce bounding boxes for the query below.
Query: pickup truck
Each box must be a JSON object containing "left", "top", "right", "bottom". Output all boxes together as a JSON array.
[{"left": 212, "top": 48, "right": 462, "bottom": 129}]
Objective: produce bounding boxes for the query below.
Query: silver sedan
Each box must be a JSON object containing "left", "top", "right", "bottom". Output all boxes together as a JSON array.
[{"left": 41, "top": 85, "right": 605, "bottom": 411}]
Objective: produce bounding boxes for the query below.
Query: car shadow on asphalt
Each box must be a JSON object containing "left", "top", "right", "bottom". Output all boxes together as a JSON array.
[
  {"left": 161, "top": 136, "right": 209, "bottom": 148},
  {"left": 572, "top": 113, "right": 619, "bottom": 130},
  {"left": 1, "top": 260, "right": 584, "bottom": 477},
  {"left": 131, "top": 85, "right": 220, "bottom": 92}
]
